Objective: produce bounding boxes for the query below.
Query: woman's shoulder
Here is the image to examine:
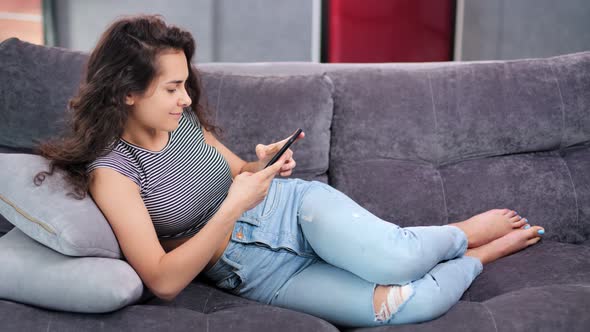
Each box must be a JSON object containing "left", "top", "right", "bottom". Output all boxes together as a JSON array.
[
  {"left": 88, "top": 141, "right": 136, "bottom": 165},
  {"left": 86, "top": 141, "right": 142, "bottom": 187}
]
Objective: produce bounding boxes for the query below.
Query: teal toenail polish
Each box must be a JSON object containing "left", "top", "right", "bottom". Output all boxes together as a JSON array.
[
  {"left": 538, "top": 229, "right": 545, "bottom": 235},
  {"left": 524, "top": 218, "right": 528, "bottom": 223},
  {"left": 524, "top": 225, "right": 531, "bottom": 229}
]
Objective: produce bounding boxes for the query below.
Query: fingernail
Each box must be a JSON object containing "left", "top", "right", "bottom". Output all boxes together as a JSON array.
[
  {"left": 524, "top": 224, "right": 531, "bottom": 229},
  {"left": 538, "top": 229, "right": 545, "bottom": 235},
  {"left": 524, "top": 218, "right": 528, "bottom": 223}
]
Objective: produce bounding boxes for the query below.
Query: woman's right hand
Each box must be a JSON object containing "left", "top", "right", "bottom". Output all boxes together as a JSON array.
[{"left": 226, "top": 153, "right": 289, "bottom": 213}]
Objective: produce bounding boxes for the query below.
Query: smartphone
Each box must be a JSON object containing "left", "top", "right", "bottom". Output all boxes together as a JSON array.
[{"left": 264, "top": 128, "right": 303, "bottom": 168}]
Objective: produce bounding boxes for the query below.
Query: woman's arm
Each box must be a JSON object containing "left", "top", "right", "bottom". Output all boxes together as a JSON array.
[
  {"left": 89, "top": 168, "right": 244, "bottom": 301},
  {"left": 202, "top": 127, "right": 300, "bottom": 177}
]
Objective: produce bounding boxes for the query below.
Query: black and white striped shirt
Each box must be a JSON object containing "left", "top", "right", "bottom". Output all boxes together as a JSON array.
[{"left": 86, "top": 109, "right": 233, "bottom": 240}]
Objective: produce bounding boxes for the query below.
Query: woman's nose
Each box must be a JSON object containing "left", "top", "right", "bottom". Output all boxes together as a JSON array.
[{"left": 179, "top": 91, "right": 192, "bottom": 107}]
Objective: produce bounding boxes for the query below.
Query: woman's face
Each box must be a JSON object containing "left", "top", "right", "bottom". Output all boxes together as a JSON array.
[{"left": 125, "top": 49, "right": 192, "bottom": 133}]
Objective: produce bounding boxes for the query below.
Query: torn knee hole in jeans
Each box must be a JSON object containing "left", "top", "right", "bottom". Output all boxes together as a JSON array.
[
  {"left": 375, "top": 284, "right": 414, "bottom": 322},
  {"left": 301, "top": 214, "right": 313, "bottom": 222}
]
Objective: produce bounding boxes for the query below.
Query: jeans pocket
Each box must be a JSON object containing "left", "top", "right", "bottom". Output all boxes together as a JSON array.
[
  {"left": 216, "top": 272, "right": 243, "bottom": 292},
  {"left": 258, "top": 180, "right": 283, "bottom": 219}
]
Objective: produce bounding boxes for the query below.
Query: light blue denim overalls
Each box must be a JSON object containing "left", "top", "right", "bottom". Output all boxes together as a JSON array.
[{"left": 202, "top": 178, "right": 483, "bottom": 328}]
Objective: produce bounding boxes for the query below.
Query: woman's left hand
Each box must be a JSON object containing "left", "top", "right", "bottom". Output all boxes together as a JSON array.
[{"left": 255, "top": 131, "right": 304, "bottom": 177}]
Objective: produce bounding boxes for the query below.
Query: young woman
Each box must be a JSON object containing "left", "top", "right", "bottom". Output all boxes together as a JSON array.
[{"left": 35, "top": 15, "right": 545, "bottom": 328}]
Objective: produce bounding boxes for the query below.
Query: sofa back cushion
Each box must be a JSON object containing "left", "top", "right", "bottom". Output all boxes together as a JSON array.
[
  {"left": 0, "top": 38, "right": 87, "bottom": 152},
  {"left": 2, "top": 38, "right": 589, "bottom": 244},
  {"left": 328, "top": 53, "right": 590, "bottom": 244},
  {"left": 197, "top": 71, "right": 334, "bottom": 182},
  {"left": 0, "top": 39, "right": 334, "bottom": 183}
]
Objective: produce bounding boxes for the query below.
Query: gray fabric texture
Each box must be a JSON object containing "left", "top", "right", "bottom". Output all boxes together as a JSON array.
[
  {"left": 0, "top": 37, "right": 589, "bottom": 331},
  {"left": 460, "top": 240, "right": 590, "bottom": 302},
  {"left": 0, "top": 153, "right": 122, "bottom": 258},
  {"left": 0, "top": 38, "right": 86, "bottom": 152},
  {"left": 198, "top": 71, "right": 334, "bottom": 184},
  {"left": 328, "top": 55, "right": 590, "bottom": 244},
  {"left": 0, "top": 228, "right": 145, "bottom": 313}
]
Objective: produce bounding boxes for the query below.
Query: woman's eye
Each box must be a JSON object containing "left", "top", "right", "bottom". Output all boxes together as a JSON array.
[{"left": 167, "top": 89, "right": 176, "bottom": 93}]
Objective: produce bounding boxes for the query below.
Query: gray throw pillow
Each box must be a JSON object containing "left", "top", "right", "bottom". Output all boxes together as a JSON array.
[
  {"left": 0, "top": 228, "right": 149, "bottom": 313},
  {"left": 0, "top": 153, "right": 122, "bottom": 258}
]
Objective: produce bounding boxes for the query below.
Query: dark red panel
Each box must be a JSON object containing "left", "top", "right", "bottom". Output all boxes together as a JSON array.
[{"left": 328, "top": 0, "right": 454, "bottom": 63}]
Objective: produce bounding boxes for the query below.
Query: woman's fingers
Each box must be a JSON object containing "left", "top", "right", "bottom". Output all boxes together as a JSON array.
[
  {"left": 279, "top": 160, "right": 296, "bottom": 177},
  {"left": 281, "top": 160, "right": 295, "bottom": 172}
]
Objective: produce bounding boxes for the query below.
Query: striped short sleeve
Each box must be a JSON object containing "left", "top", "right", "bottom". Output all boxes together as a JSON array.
[
  {"left": 86, "top": 150, "right": 142, "bottom": 188},
  {"left": 183, "top": 109, "right": 202, "bottom": 129}
]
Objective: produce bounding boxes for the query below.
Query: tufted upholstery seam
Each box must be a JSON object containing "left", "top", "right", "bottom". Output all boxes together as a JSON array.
[
  {"left": 479, "top": 302, "right": 499, "bottom": 332},
  {"left": 426, "top": 72, "right": 439, "bottom": 167},
  {"left": 549, "top": 62, "right": 566, "bottom": 151},
  {"left": 427, "top": 72, "right": 450, "bottom": 225},
  {"left": 558, "top": 155, "right": 581, "bottom": 240},
  {"left": 437, "top": 169, "right": 450, "bottom": 225},
  {"left": 322, "top": 72, "right": 336, "bottom": 183},
  {"left": 202, "top": 287, "right": 214, "bottom": 313},
  {"left": 214, "top": 73, "right": 225, "bottom": 124},
  {"left": 547, "top": 61, "right": 580, "bottom": 240}
]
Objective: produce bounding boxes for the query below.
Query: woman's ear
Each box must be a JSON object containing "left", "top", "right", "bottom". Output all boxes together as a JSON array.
[{"left": 125, "top": 94, "right": 135, "bottom": 106}]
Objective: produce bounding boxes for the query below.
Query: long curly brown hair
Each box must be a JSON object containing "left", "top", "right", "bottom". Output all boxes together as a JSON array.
[{"left": 34, "top": 14, "right": 222, "bottom": 200}]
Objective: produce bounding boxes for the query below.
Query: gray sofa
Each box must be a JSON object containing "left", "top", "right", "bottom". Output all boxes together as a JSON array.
[{"left": 1, "top": 37, "right": 589, "bottom": 331}]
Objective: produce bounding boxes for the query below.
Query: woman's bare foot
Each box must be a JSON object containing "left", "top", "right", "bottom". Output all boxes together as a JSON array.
[
  {"left": 450, "top": 209, "right": 528, "bottom": 248},
  {"left": 464, "top": 225, "right": 545, "bottom": 264}
]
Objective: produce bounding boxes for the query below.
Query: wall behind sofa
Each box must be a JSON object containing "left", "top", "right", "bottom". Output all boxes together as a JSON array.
[
  {"left": 51, "top": 0, "right": 320, "bottom": 62},
  {"left": 456, "top": 0, "right": 590, "bottom": 60}
]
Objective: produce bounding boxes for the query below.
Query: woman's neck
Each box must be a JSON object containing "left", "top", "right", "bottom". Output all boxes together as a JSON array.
[{"left": 121, "top": 123, "right": 170, "bottom": 152}]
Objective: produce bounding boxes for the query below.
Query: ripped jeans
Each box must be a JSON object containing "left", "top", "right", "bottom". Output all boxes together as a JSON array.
[{"left": 202, "top": 178, "right": 483, "bottom": 328}]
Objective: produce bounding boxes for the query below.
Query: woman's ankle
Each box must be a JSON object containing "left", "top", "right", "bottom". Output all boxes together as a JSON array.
[{"left": 465, "top": 247, "right": 492, "bottom": 265}]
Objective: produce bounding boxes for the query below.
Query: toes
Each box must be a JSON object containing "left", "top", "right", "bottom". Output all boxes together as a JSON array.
[
  {"left": 524, "top": 225, "right": 545, "bottom": 238},
  {"left": 503, "top": 209, "right": 518, "bottom": 217},
  {"left": 526, "top": 236, "right": 541, "bottom": 246},
  {"left": 500, "top": 208, "right": 511, "bottom": 215},
  {"left": 513, "top": 218, "right": 527, "bottom": 228},
  {"left": 490, "top": 209, "right": 504, "bottom": 215},
  {"left": 509, "top": 214, "right": 523, "bottom": 222}
]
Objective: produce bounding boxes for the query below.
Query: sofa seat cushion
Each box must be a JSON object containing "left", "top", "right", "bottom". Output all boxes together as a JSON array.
[
  {"left": 390, "top": 284, "right": 590, "bottom": 332},
  {"left": 481, "top": 284, "right": 590, "bottom": 332},
  {"left": 462, "top": 240, "right": 590, "bottom": 302},
  {"left": 144, "top": 280, "right": 259, "bottom": 313},
  {"left": 0, "top": 299, "right": 339, "bottom": 332}
]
